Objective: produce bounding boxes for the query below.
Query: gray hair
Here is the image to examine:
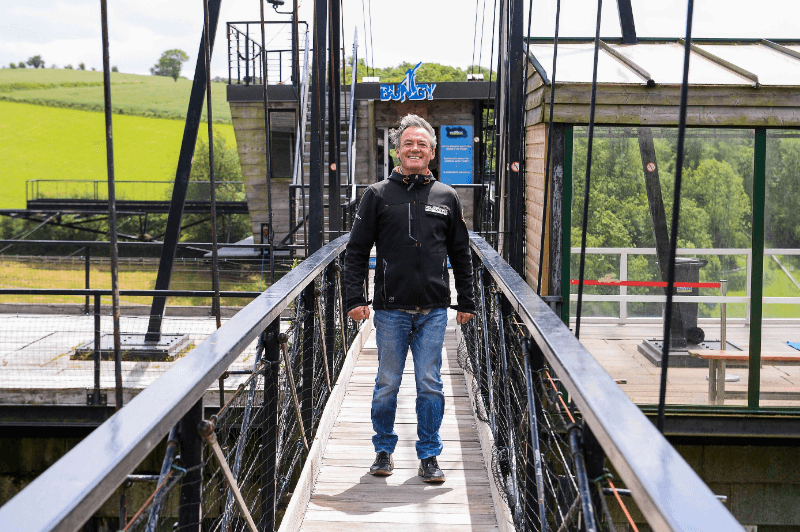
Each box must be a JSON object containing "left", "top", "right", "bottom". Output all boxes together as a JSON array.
[{"left": 389, "top": 114, "right": 437, "bottom": 151}]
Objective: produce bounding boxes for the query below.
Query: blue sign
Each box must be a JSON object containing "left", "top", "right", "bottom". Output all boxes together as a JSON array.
[
  {"left": 380, "top": 62, "right": 436, "bottom": 102},
  {"left": 439, "top": 125, "right": 473, "bottom": 185}
]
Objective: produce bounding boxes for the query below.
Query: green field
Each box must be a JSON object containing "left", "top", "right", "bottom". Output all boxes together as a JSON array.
[
  {"left": 0, "top": 101, "right": 236, "bottom": 209},
  {"left": 0, "top": 68, "right": 231, "bottom": 123}
]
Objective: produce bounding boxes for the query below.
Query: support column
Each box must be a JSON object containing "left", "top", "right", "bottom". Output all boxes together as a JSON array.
[
  {"left": 327, "top": 0, "right": 342, "bottom": 240},
  {"left": 147, "top": 0, "right": 222, "bottom": 341},
  {"left": 308, "top": 0, "right": 328, "bottom": 254}
]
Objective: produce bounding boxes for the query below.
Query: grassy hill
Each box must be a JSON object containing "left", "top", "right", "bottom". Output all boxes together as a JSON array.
[
  {"left": 0, "top": 101, "right": 236, "bottom": 209},
  {"left": 0, "top": 68, "right": 231, "bottom": 123}
]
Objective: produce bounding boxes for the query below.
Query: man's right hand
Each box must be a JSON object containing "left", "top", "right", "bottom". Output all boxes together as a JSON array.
[{"left": 348, "top": 305, "right": 370, "bottom": 321}]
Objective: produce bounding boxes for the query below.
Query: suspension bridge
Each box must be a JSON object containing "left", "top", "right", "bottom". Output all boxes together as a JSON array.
[{"left": 2, "top": 0, "right": 800, "bottom": 530}]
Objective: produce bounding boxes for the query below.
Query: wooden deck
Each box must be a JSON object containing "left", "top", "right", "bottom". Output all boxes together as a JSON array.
[{"left": 290, "top": 313, "right": 500, "bottom": 532}]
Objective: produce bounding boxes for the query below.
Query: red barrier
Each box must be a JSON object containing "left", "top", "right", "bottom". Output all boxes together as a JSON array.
[{"left": 570, "top": 279, "right": 721, "bottom": 289}]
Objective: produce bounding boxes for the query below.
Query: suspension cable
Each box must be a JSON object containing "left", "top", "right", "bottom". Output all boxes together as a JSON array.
[
  {"left": 360, "top": 0, "right": 370, "bottom": 78},
  {"left": 657, "top": 0, "right": 695, "bottom": 433},
  {"left": 367, "top": 0, "right": 375, "bottom": 76},
  {"left": 477, "top": 0, "right": 488, "bottom": 75},
  {"left": 536, "top": 0, "right": 561, "bottom": 296},
  {"left": 483, "top": 0, "right": 499, "bottom": 242},
  {"left": 574, "top": 0, "right": 603, "bottom": 340}
]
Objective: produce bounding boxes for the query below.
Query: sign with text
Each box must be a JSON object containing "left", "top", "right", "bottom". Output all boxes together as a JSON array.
[
  {"left": 439, "top": 125, "right": 473, "bottom": 185},
  {"left": 380, "top": 62, "right": 436, "bottom": 102}
]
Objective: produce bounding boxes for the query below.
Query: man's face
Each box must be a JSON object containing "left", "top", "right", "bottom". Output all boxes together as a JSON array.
[{"left": 398, "top": 127, "right": 435, "bottom": 175}]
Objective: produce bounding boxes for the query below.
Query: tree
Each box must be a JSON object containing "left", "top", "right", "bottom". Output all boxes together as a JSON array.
[
  {"left": 26, "top": 55, "right": 44, "bottom": 68},
  {"left": 9, "top": 63, "right": 16, "bottom": 69},
  {"left": 111, "top": 66, "right": 119, "bottom": 72},
  {"left": 78, "top": 62, "right": 86, "bottom": 70},
  {"left": 64, "top": 64, "right": 74, "bottom": 70},
  {"left": 150, "top": 49, "right": 189, "bottom": 82},
  {"left": 17, "top": 62, "right": 25, "bottom": 69}
]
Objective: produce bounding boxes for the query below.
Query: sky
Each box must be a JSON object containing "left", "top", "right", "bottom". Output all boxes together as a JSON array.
[{"left": 1, "top": 0, "right": 799, "bottom": 80}]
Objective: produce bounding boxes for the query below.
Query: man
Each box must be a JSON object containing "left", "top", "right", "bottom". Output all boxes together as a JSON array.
[{"left": 344, "top": 114, "right": 475, "bottom": 483}]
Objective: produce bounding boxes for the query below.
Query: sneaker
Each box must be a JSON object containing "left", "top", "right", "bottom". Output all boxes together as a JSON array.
[
  {"left": 369, "top": 451, "right": 393, "bottom": 476},
  {"left": 418, "top": 456, "right": 446, "bottom": 483}
]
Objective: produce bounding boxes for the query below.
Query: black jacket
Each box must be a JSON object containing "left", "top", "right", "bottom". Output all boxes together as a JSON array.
[{"left": 344, "top": 170, "right": 476, "bottom": 314}]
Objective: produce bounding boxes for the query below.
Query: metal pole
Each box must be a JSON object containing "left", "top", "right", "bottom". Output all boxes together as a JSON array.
[
  {"left": 327, "top": 0, "right": 341, "bottom": 241},
  {"left": 308, "top": 0, "right": 329, "bottom": 254},
  {"left": 204, "top": 0, "right": 222, "bottom": 329},
  {"left": 144, "top": 426, "right": 179, "bottom": 532},
  {"left": 261, "top": 321, "right": 280, "bottom": 532},
  {"left": 84, "top": 247, "right": 90, "bottom": 314},
  {"left": 523, "top": 339, "right": 547, "bottom": 532},
  {"left": 146, "top": 0, "right": 222, "bottom": 341},
  {"left": 93, "top": 294, "right": 101, "bottom": 406},
  {"left": 177, "top": 400, "right": 203, "bottom": 530},
  {"left": 260, "top": 0, "right": 276, "bottom": 283},
  {"left": 302, "top": 284, "right": 316, "bottom": 445},
  {"left": 99, "top": 0, "right": 123, "bottom": 410},
  {"left": 720, "top": 279, "right": 727, "bottom": 350},
  {"left": 478, "top": 269, "right": 496, "bottom": 435},
  {"left": 279, "top": 332, "right": 310, "bottom": 451},
  {"left": 566, "top": 424, "right": 599, "bottom": 532}
]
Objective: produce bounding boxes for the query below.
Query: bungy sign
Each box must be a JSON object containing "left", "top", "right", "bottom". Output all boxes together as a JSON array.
[{"left": 380, "top": 62, "right": 436, "bottom": 102}]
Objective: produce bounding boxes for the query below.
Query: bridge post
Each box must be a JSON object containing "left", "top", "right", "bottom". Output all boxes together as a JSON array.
[
  {"left": 302, "top": 284, "right": 316, "bottom": 447},
  {"left": 260, "top": 322, "right": 280, "bottom": 532},
  {"left": 324, "top": 265, "right": 337, "bottom": 378},
  {"left": 178, "top": 400, "right": 204, "bottom": 530}
]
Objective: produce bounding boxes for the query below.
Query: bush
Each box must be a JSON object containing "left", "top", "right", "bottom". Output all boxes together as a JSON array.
[{"left": 65, "top": 65, "right": 73, "bottom": 70}]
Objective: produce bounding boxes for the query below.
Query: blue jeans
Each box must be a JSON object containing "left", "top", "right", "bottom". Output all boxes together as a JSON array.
[{"left": 372, "top": 308, "right": 448, "bottom": 459}]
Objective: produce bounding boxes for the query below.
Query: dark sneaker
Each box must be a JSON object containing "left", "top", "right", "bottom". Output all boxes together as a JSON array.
[
  {"left": 369, "top": 451, "right": 394, "bottom": 476},
  {"left": 418, "top": 456, "right": 446, "bottom": 483}
]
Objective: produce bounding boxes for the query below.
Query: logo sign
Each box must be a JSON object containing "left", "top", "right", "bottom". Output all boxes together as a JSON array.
[
  {"left": 380, "top": 62, "right": 436, "bottom": 102},
  {"left": 439, "top": 125, "right": 473, "bottom": 185}
]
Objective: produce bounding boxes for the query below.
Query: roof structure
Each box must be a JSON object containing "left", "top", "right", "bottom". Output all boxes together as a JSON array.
[{"left": 524, "top": 39, "right": 800, "bottom": 126}]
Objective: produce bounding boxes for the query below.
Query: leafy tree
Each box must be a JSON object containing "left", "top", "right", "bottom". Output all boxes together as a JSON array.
[
  {"left": 17, "top": 62, "right": 25, "bottom": 69},
  {"left": 26, "top": 55, "right": 44, "bottom": 68},
  {"left": 9, "top": 63, "right": 16, "bottom": 69},
  {"left": 64, "top": 64, "right": 74, "bottom": 70},
  {"left": 112, "top": 66, "right": 119, "bottom": 72},
  {"left": 150, "top": 49, "right": 189, "bottom": 82},
  {"left": 78, "top": 63, "right": 86, "bottom": 70}
]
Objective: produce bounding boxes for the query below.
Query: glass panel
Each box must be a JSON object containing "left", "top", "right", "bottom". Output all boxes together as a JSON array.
[
  {"left": 571, "top": 126, "right": 754, "bottom": 407},
  {"left": 526, "top": 43, "right": 643, "bottom": 84},
  {"left": 700, "top": 43, "right": 800, "bottom": 86},
  {"left": 762, "top": 130, "right": 800, "bottom": 408}
]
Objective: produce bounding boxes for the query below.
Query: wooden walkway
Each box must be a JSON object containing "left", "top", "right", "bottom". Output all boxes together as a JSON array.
[{"left": 289, "top": 313, "right": 500, "bottom": 532}]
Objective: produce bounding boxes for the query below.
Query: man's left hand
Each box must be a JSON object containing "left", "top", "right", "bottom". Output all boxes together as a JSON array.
[{"left": 456, "top": 312, "right": 474, "bottom": 325}]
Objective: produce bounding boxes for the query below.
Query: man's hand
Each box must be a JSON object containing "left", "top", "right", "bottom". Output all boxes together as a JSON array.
[
  {"left": 348, "top": 305, "right": 370, "bottom": 321},
  {"left": 456, "top": 311, "right": 474, "bottom": 325}
]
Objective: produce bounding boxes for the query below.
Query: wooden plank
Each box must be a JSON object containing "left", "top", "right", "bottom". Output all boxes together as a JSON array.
[
  {"left": 299, "top": 522, "right": 498, "bottom": 532},
  {"left": 307, "top": 500, "right": 495, "bottom": 514},
  {"left": 302, "top": 509, "right": 496, "bottom": 525}
]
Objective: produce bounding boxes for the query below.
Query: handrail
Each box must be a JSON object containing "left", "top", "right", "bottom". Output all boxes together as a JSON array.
[
  {"left": 0, "top": 234, "right": 350, "bottom": 532},
  {"left": 468, "top": 232, "right": 743, "bottom": 532},
  {"left": 292, "top": 28, "right": 311, "bottom": 187}
]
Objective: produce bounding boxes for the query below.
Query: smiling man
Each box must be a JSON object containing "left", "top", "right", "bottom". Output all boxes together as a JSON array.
[{"left": 344, "top": 114, "right": 475, "bottom": 483}]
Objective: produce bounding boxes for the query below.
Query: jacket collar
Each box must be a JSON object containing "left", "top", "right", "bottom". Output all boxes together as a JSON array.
[{"left": 388, "top": 168, "right": 436, "bottom": 191}]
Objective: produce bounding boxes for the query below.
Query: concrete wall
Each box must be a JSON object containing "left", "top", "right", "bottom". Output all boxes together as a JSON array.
[{"left": 230, "top": 101, "right": 297, "bottom": 245}]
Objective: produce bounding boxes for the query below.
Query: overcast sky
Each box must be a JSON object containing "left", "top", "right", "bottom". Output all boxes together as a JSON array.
[{"left": 2, "top": 0, "right": 799, "bottom": 79}]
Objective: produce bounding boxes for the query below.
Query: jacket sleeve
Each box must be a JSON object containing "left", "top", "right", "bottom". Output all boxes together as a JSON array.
[
  {"left": 343, "top": 187, "right": 377, "bottom": 313},
  {"left": 446, "top": 193, "right": 476, "bottom": 314}
]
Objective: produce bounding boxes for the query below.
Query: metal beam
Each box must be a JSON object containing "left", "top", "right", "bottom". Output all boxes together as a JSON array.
[
  {"left": 308, "top": 0, "right": 328, "bottom": 254},
  {"left": 146, "top": 0, "right": 222, "bottom": 342},
  {"left": 598, "top": 39, "right": 653, "bottom": 85},
  {"left": 615, "top": 0, "right": 638, "bottom": 44},
  {"left": 506, "top": 0, "right": 525, "bottom": 275},
  {"left": 327, "top": 0, "right": 342, "bottom": 240},
  {"left": 748, "top": 128, "right": 766, "bottom": 408},
  {"left": 679, "top": 38, "right": 759, "bottom": 85},
  {"left": 761, "top": 39, "right": 800, "bottom": 61}
]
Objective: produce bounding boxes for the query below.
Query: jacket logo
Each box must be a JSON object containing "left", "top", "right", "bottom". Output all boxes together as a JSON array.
[{"left": 425, "top": 204, "right": 449, "bottom": 216}]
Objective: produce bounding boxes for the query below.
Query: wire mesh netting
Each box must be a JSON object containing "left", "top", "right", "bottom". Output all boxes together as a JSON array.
[
  {"left": 457, "top": 259, "right": 626, "bottom": 532},
  {"left": 119, "top": 261, "right": 357, "bottom": 532}
]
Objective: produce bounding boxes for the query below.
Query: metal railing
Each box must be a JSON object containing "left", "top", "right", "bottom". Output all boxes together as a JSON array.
[
  {"left": 26, "top": 180, "right": 246, "bottom": 203},
  {"left": 0, "top": 235, "right": 354, "bottom": 531},
  {"left": 227, "top": 21, "right": 308, "bottom": 86},
  {"left": 459, "top": 233, "right": 743, "bottom": 531},
  {"left": 569, "top": 247, "right": 800, "bottom": 322}
]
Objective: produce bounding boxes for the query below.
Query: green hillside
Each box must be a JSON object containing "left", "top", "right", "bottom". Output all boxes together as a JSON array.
[
  {"left": 0, "top": 68, "right": 231, "bottom": 123},
  {"left": 0, "top": 101, "right": 236, "bottom": 209}
]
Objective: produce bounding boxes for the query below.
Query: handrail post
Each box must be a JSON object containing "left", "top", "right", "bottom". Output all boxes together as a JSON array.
[
  {"left": 177, "top": 400, "right": 203, "bottom": 530},
  {"left": 479, "top": 267, "right": 497, "bottom": 435},
  {"left": 92, "top": 294, "right": 102, "bottom": 406},
  {"left": 620, "top": 250, "right": 628, "bottom": 322},
  {"left": 324, "top": 265, "right": 337, "bottom": 378},
  {"left": 301, "top": 284, "right": 316, "bottom": 446},
  {"left": 522, "top": 338, "right": 547, "bottom": 532},
  {"left": 260, "top": 321, "right": 280, "bottom": 532},
  {"left": 85, "top": 247, "right": 91, "bottom": 315},
  {"left": 566, "top": 423, "right": 599, "bottom": 532}
]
